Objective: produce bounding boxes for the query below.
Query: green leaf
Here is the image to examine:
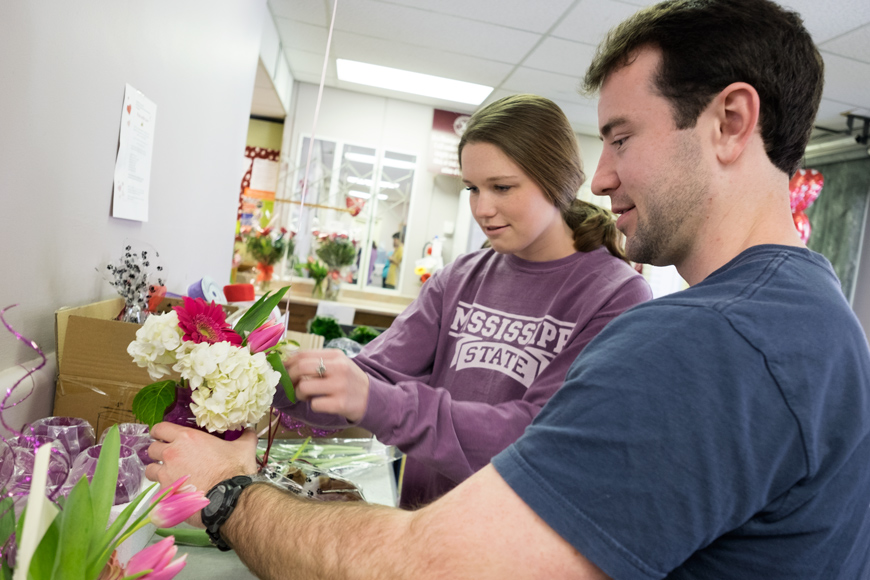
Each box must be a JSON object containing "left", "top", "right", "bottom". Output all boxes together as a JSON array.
[
  {"left": 132, "top": 380, "right": 178, "bottom": 428},
  {"left": 156, "top": 526, "right": 213, "bottom": 547},
  {"left": 28, "top": 514, "right": 61, "bottom": 580},
  {"left": 0, "top": 492, "right": 13, "bottom": 556},
  {"left": 51, "top": 477, "right": 93, "bottom": 580},
  {"left": 267, "top": 351, "right": 295, "bottom": 403},
  {"left": 89, "top": 484, "right": 157, "bottom": 577},
  {"left": 233, "top": 285, "right": 290, "bottom": 337},
  {"left": 88, "top": 425, "right": 119, "bottom": 561}
]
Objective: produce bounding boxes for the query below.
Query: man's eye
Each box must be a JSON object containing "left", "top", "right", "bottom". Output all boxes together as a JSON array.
[{"left": 612, "top": 137, "right": 627, "bottom": 148}]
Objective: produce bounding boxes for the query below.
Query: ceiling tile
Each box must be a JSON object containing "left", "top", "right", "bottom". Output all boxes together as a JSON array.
[
  {"left": 813, "top": 98, "right": 862, "bottom": 134},
  {"left": 275, "top": 18, "right": 328, "bottom": 52},
  {"left": 522, "top": 37, "right": 597, "bottom": 77},
  {"left": 819, "top": 24, "right": 870, "bottom": 63},
  {"left": 550, "top": 0, "right": 642, "bottom": 44},
  {"left": 500, "top": 67, "right": 592, "bottom": 106},
  {"left": 331, "top": 0, "right": 541, "bottom": 63},
  {"left": 778, "top": 0, "right": 870, "bottom": 43},
  {"left": 377, "top": 0, "right": 575, "bottom": 33},
  {"left": 329, "top": 31, "right": 514, "bottom": 87},
  {"left": 268, "top": 0, "right": 328, "bottom": 26},
  {"left": 819, "top": 52, "right": 870, "bottom": 109}
]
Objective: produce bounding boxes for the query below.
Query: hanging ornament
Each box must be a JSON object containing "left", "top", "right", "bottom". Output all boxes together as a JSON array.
[
  {"left": 793, "top": 210, "right": 812, "bottom": 244},
  {"left": 788, "top": 168, "right": 824, "bottom": 213}
]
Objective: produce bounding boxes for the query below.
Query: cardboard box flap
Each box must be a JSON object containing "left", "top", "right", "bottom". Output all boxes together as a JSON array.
[
  {"left": 56, "top": 298, "right": 126, "bottom": 369},
  {"left": 59, "top": 315, "right": 158, "bottom": 384}
]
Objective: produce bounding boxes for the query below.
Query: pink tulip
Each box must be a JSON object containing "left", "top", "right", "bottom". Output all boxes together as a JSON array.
[
  {"left": 247, "top": 322, "right": 284, "bottom": 353},
  {"left": 149, "top": 475, "right": 211, "bottom": 528},
  {"left": 126, "top": 537, "right": 187, "bottom": 580}
]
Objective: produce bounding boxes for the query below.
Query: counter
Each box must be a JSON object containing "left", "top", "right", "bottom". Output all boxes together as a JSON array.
[{"left": 264, "top": 278, "right": 415, "bottom": 333}]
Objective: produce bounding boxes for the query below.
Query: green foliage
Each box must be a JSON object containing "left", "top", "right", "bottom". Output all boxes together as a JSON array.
[
  {"left": 233, "top": 286, "right": 290, "bottom": 337},
  {"left": 0, "top": 493, "right": 14, "bottom": 579},
  {"left": 348, "top": 325, "right": 381, "bottom": 345},
  {"left": 308, "top": 316, "right": 346, "bottom": 343},
  {"left": 131, "top": 380, "right": 177, "bottom": 428},
  {"left": 17, "top": 425, "right": 154, "bottom": 580},
  {"left": 246, "top": 230, "right": 293, "bottom": 266},
  {"left": 155, "top": 527, "right": 212, "bottom": 547},
  {"left": 315, "top": 238, "right": 356, "bottom": 270},
  {"left": 267, "top": 351, "right": 295, "bottom": 403}
]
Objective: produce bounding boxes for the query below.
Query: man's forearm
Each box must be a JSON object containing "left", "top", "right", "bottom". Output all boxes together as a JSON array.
[{"left": 222, "top": 483, "right": 417, "bottom": 579}]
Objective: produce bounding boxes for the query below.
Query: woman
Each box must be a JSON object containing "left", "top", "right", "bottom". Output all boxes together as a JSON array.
[{"left": 278, "top": 95, "right": 652, "bottom": 507}]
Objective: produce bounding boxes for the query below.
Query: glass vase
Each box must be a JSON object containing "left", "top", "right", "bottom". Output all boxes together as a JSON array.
[
  {"left": 163, "top": 384, "right": 243, "bottom": 442},
  {"left": 256, "top": 262, "right": 275, "bottom": 292},
  {"left": 325, "top": 269, "right": 342, "bottom": 301}
]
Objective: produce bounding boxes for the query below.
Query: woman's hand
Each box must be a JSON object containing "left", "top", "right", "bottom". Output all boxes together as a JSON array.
[{"left": 284, "top": 349, "right": 371, "bottom": 422}]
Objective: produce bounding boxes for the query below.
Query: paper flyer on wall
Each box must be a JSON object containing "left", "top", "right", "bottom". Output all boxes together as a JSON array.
[{"left": 112, "top": 84, "right": 157, "bottom": 222}]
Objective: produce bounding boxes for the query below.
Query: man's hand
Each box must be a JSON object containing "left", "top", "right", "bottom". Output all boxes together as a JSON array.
[
  {"left": 284, "top": 349, "right": 371, "bottom": 422},
  {"left": 145, "top": 422, "right": 260, "bottom": 525}
]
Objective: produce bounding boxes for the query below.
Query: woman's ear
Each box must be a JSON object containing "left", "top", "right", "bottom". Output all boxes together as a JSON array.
[{"left": 711, "top": 82, "right": 761, "bottom": 166}]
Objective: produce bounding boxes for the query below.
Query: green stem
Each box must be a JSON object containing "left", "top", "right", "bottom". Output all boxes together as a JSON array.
[{"left": 289, "top": 437, "right": 312, "bottom": 462}]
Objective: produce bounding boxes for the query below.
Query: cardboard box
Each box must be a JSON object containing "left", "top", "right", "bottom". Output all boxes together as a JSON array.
[
  {"left": 53, "top": 299, "right": 369, "bottom": 440},
  {"left": 54, "top": 297, "right": 183, "bottom": 438}
]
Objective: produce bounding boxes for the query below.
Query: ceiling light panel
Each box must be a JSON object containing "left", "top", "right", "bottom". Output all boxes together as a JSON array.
[{"left": 337, "top": 59, "right": 492, "bottom": 105}]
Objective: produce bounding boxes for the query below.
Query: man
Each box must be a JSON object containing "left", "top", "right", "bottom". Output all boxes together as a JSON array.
[
  {"left": 147, "top": 0, "right": 870, "bottom": 577},
  {"left": 384, "top": 232, "right": 403, "bottom": 289}
]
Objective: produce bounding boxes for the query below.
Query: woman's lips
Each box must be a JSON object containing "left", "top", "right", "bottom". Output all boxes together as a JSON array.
[{"left": 485, "top": 225, "right": 508, "bottom": 235}]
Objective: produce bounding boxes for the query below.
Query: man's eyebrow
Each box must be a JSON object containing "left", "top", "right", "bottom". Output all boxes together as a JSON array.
[{"left": 600, "top": 117, "right": 630, "bottom": 139}]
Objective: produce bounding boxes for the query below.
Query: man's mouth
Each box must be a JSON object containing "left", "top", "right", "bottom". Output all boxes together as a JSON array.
[{"left": 612, "top": 206, "right": 635, "bottom": 230}]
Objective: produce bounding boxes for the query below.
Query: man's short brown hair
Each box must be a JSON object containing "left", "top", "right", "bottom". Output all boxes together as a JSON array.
[{"left": 583, "top": 0, "right": 823, "bottom": 176}]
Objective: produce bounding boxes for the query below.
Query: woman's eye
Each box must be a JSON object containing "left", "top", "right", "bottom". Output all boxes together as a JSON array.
[
  {"left": 494, "top": 185, "right": 512, "bottom": 192},
  {"left": 465, "top": 186, "right": 478, "bottom": 194}
]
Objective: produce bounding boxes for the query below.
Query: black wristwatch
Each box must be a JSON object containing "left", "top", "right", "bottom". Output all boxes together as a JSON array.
[{"left": 202, "top": 475, "right": 262, "bottom": 551}]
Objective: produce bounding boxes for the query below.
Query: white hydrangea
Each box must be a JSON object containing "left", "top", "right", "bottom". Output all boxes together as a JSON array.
[
  {"left": 126, "top": 310, "right": 185, "bottom": 380},
  {"left": 173, "top": 342, "right": 280, "bottom": 433}
]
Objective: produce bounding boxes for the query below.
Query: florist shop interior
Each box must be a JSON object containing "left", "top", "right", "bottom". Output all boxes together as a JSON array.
[{"left": 1, "top": 0, "right": 870, "bottom": 578}]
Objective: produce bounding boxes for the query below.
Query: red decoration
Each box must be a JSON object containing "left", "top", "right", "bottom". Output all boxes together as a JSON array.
[
  {"left": 789, "top": 168, "right": 824, "bottom": 213},
  {"left": 346, "top": 195, "right": 365, "bottom": 217},
  {"left": 788, "top": 168, "right": 823, "bottom": 243},
  {"left": 793, "top": 211, "right": 811, "bottom": 244}
]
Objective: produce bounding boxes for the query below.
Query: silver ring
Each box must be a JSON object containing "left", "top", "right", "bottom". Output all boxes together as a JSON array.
[{"left": 317, "top": 358, "right": 326, "bottom": 378}]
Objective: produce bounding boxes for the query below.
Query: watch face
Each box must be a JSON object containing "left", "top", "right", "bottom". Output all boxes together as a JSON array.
[{"left": 203, "top": 485, "right": 227, "bottom": 518}]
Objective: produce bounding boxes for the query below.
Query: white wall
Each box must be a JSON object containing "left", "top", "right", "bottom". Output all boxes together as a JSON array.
[{"left": 0, "top": 2, "right": 266, "bottom": 377}]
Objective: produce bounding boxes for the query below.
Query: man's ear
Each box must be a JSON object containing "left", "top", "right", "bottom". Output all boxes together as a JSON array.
[{"left": 711, "top": 82, "right": 760, "bottom": 166}]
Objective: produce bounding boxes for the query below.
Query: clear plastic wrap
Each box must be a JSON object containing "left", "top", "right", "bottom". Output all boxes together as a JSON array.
[{"left": 257, "top": 438, "right": 403, "bottom": 503}]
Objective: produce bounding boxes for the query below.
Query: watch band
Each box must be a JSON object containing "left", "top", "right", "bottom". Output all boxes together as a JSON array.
[{"left": 202, "top": 475, "right": 260, "bottom": 551}]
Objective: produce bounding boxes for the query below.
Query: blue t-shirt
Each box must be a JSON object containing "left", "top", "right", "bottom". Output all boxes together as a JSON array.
[{"left": 494, "top": 245, "right": 870, "bottom": 579}]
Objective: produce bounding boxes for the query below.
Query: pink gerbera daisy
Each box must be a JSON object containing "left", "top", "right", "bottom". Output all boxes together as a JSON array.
[{"left": 173, "top": 296, "right": 242, "bottom": 345}]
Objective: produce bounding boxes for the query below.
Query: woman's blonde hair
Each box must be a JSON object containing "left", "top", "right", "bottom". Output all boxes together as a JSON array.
[{"left": 458, "top": 94, "right": 627, "bottom": 262}]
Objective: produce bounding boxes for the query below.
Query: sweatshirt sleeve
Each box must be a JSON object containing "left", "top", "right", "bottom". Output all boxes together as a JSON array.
[{"left": 357, "top": 271, "right": 653, "bottom": 484}]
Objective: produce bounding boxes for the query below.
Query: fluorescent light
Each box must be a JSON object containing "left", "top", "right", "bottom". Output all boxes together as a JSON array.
[
  {"left": 345, "top": 152, "right": 417, "bottom": 170},
  {"left": 346, "top": 175, "right": 400, "bottom": 189},
  {"left": 337, "top": 59, "right": 492, "bottom": 106},
  {"left": 348, "top": 190, "right": 388, "bottom": 201}
]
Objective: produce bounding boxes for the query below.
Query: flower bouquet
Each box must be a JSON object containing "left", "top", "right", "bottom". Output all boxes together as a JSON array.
[
  {"left": 127, "top": 287, "right": 296, "bottom": 437},
  {"left": 244, "top": 227, "right": 294, "bottom": 287},
  {"left": 296, "top": 258, "right": 329, "bottom": 299},
  {"left": 314, "top": 234, "right": 356, "bottom": 300},
  {"left": 1, "top": 425, "right": 209, "bottom": 580}
]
